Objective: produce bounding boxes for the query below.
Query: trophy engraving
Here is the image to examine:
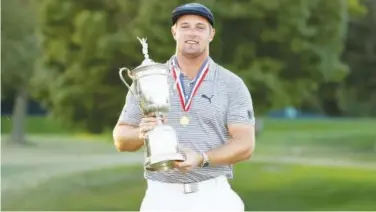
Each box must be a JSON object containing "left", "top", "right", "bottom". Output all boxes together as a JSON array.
[{"left": 119, "top": 37, "right": 185, "bottom": 172}]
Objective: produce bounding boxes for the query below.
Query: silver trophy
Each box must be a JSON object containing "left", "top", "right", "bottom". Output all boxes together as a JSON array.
[{"left": 119, "top": 37, "right": 185, "bottom": 172}]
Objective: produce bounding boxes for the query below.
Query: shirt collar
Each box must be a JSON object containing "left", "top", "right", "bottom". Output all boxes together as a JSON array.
[{"left": 166, "top": 55, "right": 216, "bottom": 81}]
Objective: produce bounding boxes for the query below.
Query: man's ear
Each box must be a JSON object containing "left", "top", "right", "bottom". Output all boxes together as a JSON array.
[
  {"left": 171, "top": 25, "right": 177, "bottom": 41},
  {"left": 209, "top": 27, "right": 216, "bottom": 42}
]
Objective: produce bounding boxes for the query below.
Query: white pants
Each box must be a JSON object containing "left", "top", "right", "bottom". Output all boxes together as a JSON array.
[{"left": 140, "top": 176, "right": 244, "bottom": 212}]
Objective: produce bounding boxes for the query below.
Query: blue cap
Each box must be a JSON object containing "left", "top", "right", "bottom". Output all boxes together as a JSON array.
[{"left": 172, "top": 3, "right": 214, "bottom": 26}]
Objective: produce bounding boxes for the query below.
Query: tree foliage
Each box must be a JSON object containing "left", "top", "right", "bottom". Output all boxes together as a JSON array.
[
  {"left": 34, "top": 0, "right": 350, "bottom": 133},
  {"left": 2, "top": 0, "right": 39, "bottom": 97},
  {"left": 209, "top": 0, "right": 348, "bottom": 114},
  {"left": 338, "top": 0, "right": 376, "bottom": 116},
  {"left": 2, "top": 0, "right": 40, "bottom": 143}
]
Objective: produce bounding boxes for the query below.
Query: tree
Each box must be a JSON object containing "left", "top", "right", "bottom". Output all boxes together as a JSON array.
[
  {"left": 33, "top": 0, "right": 142, "bottom": 133},
  {"left": 209, "top": 0, "right": 349, "bottom": 115},
  {"left": 337, "top": 0, "right": 376, "bottom": 116},
  {"left": 308, "top": 0, "right": 369, "bottom": 116},
  {"left": 33, "top": 0, "right": 185, "bottom": 133},
  {"left": 34, "top": 0, "right": 349, "bottom": 133},
  {"left": 1, "top": 0, "right": 40, "bottom": 144}
]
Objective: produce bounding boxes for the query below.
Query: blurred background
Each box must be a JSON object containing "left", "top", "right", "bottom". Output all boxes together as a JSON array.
[{"left": 1, "top": 0, "right": 376, "bottom": 211}]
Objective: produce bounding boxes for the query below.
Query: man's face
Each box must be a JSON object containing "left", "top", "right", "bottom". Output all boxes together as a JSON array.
[{"left": 172, "top": 14, "right": 215, "bottom": 58}]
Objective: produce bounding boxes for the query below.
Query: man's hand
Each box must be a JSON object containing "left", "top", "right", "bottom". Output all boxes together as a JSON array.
[
  {"left": 174, "top": 148, "right": 203, "bottom": 173},
  {"left": 139, "top": 113, "right": 167, "bottom": 139}
]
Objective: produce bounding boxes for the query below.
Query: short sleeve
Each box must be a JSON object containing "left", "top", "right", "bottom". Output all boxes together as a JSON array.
[
  {"left": 226, "top": 79, "right": 255, "bottom": 126},
  {"left": 118, "top": 84, "right": 143, "bottom": 127}
]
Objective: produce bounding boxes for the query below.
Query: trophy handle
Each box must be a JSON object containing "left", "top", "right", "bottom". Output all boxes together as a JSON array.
[
  {"left": 119, "top": 67, "right": 140, "bottom": 102},
  {"left": 119, "top": 67, "right": 133, "bottom": 89},
  {"left": 119, "top": 67, "right": 144, "bottom": 113}
]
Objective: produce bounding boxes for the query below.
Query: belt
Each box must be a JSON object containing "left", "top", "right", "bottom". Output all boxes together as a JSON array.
[{"left": 146, "top": 175, "right": 229, "bottom": 194}]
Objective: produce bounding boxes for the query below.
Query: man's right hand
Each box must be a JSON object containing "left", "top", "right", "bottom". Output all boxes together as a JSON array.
[{"left": 139, "top": 114, "right": 167, "bottom": 139}]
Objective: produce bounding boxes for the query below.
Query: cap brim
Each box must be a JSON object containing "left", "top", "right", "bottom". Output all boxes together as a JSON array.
[{"left": 172, "top": 10, "right": 214, "bottom": 26}]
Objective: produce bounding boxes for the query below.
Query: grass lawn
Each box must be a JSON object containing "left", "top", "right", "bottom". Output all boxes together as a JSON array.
[
  {"left": 1, "top": 115, "right": 73, "bottom": 134},
  {"left": 1, "top": 116, "right": 114, "bottom": 144},
  {"left": 2, "top": 116, "right": 376, "bottom": 211},
  {"left": 256, "top": 118, "right": 376, "bottom": 161},
  {"left": 2, "top": 162, "right": 376, "bottom": 211}
]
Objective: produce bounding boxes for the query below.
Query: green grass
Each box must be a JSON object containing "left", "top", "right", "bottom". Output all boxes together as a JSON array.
[
  {"left": 1, "top": 115, "right": 73, "bottom": 134},
  {"left": 3, "top": 116, "right": 375, "bottom": 134},
  {"left": 256, "top": 118, "right": 376, "bottom": 160},
  {"left": 2, "top": 162, "right": 376, "bottom": 211},
  {"left": 1, "top": 115, "right": 113, "bottom": 142},
  {"left": 233, "top": 162, "right": 376, "bottom": 211},
  {"left": 263, "top": 118, "right": 376, "bottom": 132},
  {"left": 2, "top": 117, "right": 376, "bottom": 210}
]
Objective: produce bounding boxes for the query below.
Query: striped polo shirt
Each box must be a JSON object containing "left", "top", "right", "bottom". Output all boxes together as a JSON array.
[{"left": 118, "top": 55, "right": 255, "bottom": 183}]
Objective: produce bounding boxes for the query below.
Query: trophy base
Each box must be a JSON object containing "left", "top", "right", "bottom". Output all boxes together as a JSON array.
[{"left": 145, "top": 153, "right": 185, "bottom": 172}]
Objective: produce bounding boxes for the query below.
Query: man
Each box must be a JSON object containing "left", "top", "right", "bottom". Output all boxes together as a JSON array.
[{"left": 113, "top": 2, "right": 256, "bottom": 212}]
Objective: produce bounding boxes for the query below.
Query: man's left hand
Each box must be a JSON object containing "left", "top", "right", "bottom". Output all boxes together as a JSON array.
[{"left": 174, "top": 148, "right": 203, "bottom": 173}]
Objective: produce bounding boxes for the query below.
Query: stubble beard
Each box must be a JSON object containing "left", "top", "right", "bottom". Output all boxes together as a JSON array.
[{"left": 181, "top": 46, "right": 207, "bottom": 59}]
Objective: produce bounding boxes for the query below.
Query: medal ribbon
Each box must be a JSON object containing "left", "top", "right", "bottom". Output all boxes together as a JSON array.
[{"left": 171, "top": 57, "right": 209, "bottom": 112}]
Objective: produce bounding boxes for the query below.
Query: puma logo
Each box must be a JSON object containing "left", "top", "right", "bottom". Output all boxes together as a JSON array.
[{"left": 201, "top": 94, "right": 214, "bottom": 103}]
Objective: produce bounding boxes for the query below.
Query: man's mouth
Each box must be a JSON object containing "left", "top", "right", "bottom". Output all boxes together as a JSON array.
[{"left": 185, "top": 40, "right": 198, "bottom": 44}]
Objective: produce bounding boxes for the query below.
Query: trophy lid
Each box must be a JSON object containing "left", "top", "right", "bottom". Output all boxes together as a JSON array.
[{"left": 135, "top": 37, "right": 161, "bottom": 69}]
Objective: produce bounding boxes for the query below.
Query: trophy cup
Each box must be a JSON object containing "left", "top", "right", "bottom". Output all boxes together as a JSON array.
[{"left": 118, "top": 37, "right": 185, "bottom": 172}]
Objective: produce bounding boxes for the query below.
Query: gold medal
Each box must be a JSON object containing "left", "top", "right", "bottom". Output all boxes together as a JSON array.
[{"left": 180, "top": 116, "right": 190, "bottom": 127}]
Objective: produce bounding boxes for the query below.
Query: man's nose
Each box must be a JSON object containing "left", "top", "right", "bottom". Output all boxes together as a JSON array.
[
  {"left": 187, "top": 33, "right": 197, "bottom": 39},
  {"left": 186, "top": 29, "right": 199, "bottom": 37}
]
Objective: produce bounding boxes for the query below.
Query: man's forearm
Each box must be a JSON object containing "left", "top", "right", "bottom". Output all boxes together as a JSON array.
[
  {"left": 206, "top": 138, "right": 255, "bottom": 166},
  {"left": 113, "top": 124, "right": 144, "bottom": 152}
]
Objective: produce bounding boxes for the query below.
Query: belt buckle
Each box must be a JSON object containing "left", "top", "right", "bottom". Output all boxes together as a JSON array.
[{"left": 183, "top": 183, "right": 198, "bottom": 194}]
